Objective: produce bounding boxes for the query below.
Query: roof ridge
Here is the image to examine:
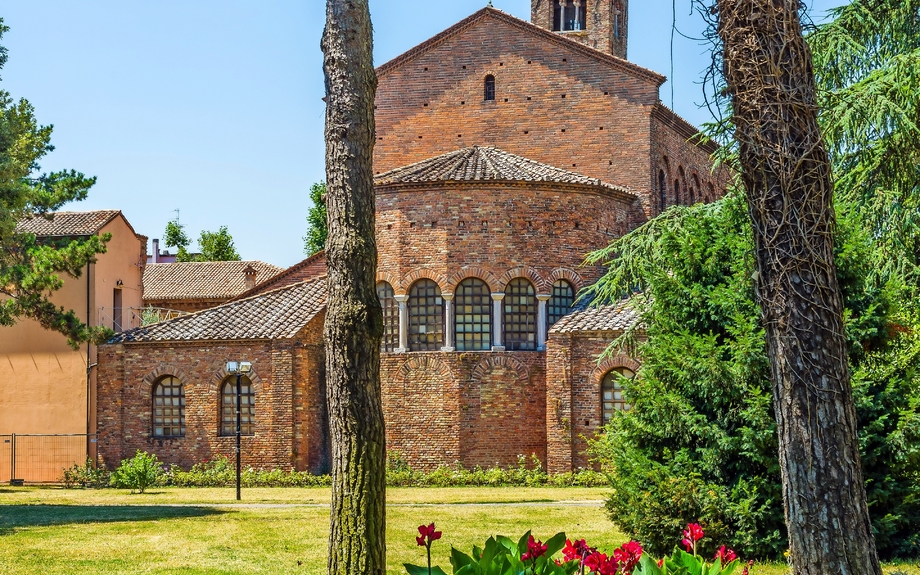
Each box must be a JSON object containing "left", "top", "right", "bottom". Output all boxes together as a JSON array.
[{"left": 376, "top": 8, "right": 665, "bottom": 86}]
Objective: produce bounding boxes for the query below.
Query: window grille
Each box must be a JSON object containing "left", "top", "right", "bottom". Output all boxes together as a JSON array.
[
  {"left": 220, "top": 376, "right": 255, "bottom": 436},
  {"left": 408, "top": 279, "right": 444, "bottom": 351},
  {"left": 601, "top": 367, "right": 635, "bottom": 423},
  {"left": 548, "top": 280, "right": 575, "bottom": 326},
  {"left": 152, "top": 376, "right": 185, "bottom": 438},
  {"left": 377, "top": 282, "right": 399, "bottom": 352},
  {"left": 503, "top": 278, "right": 537, "bottom": 351},
  {"left": 484, "top": 75, "right": 496, "bottom": 101},
  {"left": 455, "top": 278, "right": 491, "bottom": 351}
]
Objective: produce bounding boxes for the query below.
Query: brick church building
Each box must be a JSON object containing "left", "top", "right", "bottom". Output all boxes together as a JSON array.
[{"left": 97, "top": 2, "right": 726, "bottom": 474}]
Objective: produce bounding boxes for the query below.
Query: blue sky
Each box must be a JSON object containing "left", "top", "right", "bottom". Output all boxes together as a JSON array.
[{"left": 1, "top": 1, "right": 841, "bottom": 267}]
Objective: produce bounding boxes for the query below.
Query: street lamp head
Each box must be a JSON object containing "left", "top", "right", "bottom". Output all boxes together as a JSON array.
[
  {"left": 226, "top": 361, "right": 252, "bottom": 375},
  {"left": 239, "top": 361, "right": 253, "bottom": 374},
  {"left": 226, "top": 361, "right": 239, "bottom": 374}
]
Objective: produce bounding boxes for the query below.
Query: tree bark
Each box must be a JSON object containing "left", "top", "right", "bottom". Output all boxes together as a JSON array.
[
  {"left": 715, "top": 2, "right": 881, "bottom": 573},
  {"left": 321, "top": 1, "right": 385, "bottom": 574}
]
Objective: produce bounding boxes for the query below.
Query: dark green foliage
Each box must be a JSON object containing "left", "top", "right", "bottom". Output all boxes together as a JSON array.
[
  {"left": 0, "top": 19, "right": 111, "bottom": 347},
  {"left": 303, "top": 181, "right": 327, "bottom": 255},
  {"left": 111, "top": 450, "right": 164, "bottom": 494},
  {"left": 163, "top": 219, "right": 192, "bottom": 261},
  {"left": 61, "top": 458, "right": 110, "bottom": 489},
  {"left": 585, "top": 189, "right": 920, "bottom": 560},
  {"left": 165, "top": 219, "right": 240, "bottom": 262}
]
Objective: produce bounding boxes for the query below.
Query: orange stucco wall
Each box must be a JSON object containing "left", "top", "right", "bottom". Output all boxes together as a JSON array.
[{"left": 0, "top": 215, "right": 144, "bottom": 443}]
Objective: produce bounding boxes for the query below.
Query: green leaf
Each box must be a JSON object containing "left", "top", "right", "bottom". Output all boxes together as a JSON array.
[
  {"left": 636, "top": 554, "right": 664, "bottom": 575},
  {"left": 451, "top": 547, "right": 475, "bottom": 571},
  {"left": 404, "top": 563, "right": 430, "bottom": 575},
  {"left": 516, "top": 530, "right": 531, "bottom": 556},
  {"left": 544, "top": 532, "right": 567, "bottom": 558}
]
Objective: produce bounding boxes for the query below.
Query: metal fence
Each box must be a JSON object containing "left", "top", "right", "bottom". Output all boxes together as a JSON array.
[{"left": 0, "top": 434, "right": 96, "bottom": 484}]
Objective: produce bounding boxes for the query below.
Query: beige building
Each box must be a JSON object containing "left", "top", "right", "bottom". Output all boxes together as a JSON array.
[{"left": 0, "top": 210, "right": 146, "bottom": 481}]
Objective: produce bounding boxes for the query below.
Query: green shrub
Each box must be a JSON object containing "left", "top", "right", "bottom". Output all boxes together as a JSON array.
[
  {"left": 111, "top": 450, "right": 164, "bottom": 493},
  {"left": 61, "top": 458, "right": 110, "bottom": 489}
]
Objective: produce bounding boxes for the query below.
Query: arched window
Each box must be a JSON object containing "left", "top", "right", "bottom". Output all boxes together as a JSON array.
[
  {"left": 601, "top": 367, "right": 635, "bottom": 423},
  {"left": 548, "top": 280, "right": 575, "bottom": 326},
  {"left": 503, "top": 278, "right": 537, "bottom": 351},
  {"left": 707, "top": 182, "right": 716, "bottom": 202},
  {"left": 409, "top": 279, "right": 444, "bottom": 351},
  {"left": 377, "top": 281, "right": 398, "bottom": 352},
  {"left": 674, "top": 179, "right": 682, "bottom": 205},
  {"left": 691, "top": 174, "right": 701, "bottom": 204},
  {"left": 220, "top": 376, "right": 255, "bottom": 436},
  {"left": 484, "top": 75, "right": 496, "bottom": 101},
  {"left": 658, "top": 169, "right": 667, "bottom": 212},
  {"left": 553, "top": 0, "right": 587, "bottom": 31},
  {"left": 152, "top": 376, "right": 185, "bottom": 438},
  {"left": 455, "top": 278, "right": 491, "bottom": 351}
]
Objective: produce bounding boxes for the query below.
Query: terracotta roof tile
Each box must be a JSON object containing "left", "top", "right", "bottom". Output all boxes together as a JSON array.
[
  {"left": 143, "top": 260, "right": 285, "bottom": 302},
  {"left": 549, "top": 301, "right": 639, "bottom": 334},
  {"left": 375, "top": 146, "right": 633, "bottom": 196},
  {"left": 16, "top": 210, "right": 122, "bottom": 237},
  {"left": 113, "top": 277, "right": 326, "bottom": 343}
]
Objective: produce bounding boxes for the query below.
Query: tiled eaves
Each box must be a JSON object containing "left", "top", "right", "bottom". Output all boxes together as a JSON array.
[
  {"left": 549, "top": 303, "right": 640, "bottom": 334},
  {"left": 230, "top": 250, "right": 326, "bottom": 302},
  {"left": 16, "top": 210, "right": 122, "bottom": 237},
  {"left": 375, "top": 7, "right": 665, "bottom": 87},
  {"left": 376, "top": 179, "right": 638, "bottom": 205},
  {"left": 142, "top": 260, "right": 285, "bottom": 301}
]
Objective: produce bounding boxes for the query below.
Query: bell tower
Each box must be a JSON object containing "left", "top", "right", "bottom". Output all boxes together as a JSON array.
[{"left": 531, "top": 0, "right": 628, "bottom": 60}]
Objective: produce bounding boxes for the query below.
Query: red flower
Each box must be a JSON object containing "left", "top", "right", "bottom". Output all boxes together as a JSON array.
[
  {"left": 416, "top": 523, "right": 442, "bottom": 547},
  {"left": 742, "top": 560, "right": 754, "bottom": 575},
  {"left": 584, "top": 551, "right": 618, "bottom": 575},
  {"left": 613, "top": 541, "right": 643, "bottom": 574},
  {"left": 681, "top": 523, "right": 705, "bottom": 553},
  {"left": 521, "top": 535, "right": 548, "bottom": 562},
  {"left": 715, "top": 545, "right": 737, "bottom": 563},
  {"left": 562, "top": 538, "right": 593, "bottom": 562}
]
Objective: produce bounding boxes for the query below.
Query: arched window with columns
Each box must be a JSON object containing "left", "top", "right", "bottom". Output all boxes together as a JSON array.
[
  {"left": 548, "top": 280, "right": 575, "bottom": 326},
  {"left": 152, "top": 376, "right": 185, "bottom": 438},
  {"left": 503, "top": 278, "right": 537, "bottom": 351},
  {"left": 408, "top": 279, "right": 444, "bottom": 351},
  {"left": 455, "top": 278, "right": 491, "bottom": 351},
  {"left": 601, "top": 367, "right": 635, "bottom": 423},
  {"left": 554, "top": 0, "right": 587, "bottom": 31},
  {"left": 377, "top": 281, "right": 399, "bottom": 352}
]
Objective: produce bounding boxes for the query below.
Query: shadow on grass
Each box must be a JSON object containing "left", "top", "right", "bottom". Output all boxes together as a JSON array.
[{"left": 0, "top": 504, "right": 227, "bottom": 533}]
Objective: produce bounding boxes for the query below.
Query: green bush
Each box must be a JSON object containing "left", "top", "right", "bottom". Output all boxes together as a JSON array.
[
  {"left": 111, "top": 450, "right": 164, "bottom": 493},
  {"left": 61, "top": 458, "right": 110, "bottom": 489}
]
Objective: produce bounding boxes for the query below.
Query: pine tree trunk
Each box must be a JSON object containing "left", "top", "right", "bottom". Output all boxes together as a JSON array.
[
  {"left": 715, "top": 2, "right": 881, "bottom": 573},
  {"left": 321, "top": 1, "right": 386, "bottom": 574}
]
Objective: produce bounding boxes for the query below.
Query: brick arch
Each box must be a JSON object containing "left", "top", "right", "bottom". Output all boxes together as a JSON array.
[
  {"left": 402, "top": 269, "right": 449, "bottom": 294},
  {"left": 207, "top": 364, "right": 265, "bottom": 396},
  {"left": 658, "top": 155, "right": 671, "bottom": 176},
  {"left": 590, "top": 355, "right": 641, "bottom": 392},
  {"left": 397, "top": 355, "right": 455, "bottom": 381},
  {"left": 548, "top": 268, "right": 586, "bottom": 293},
  {"left": 376, "top": 271, "right": 401, "bottom": 295},
  {"left": 142, "top": 363, "right": 192, "bottom": 395},
  {"left": 499, "top": 266, "right": 549, "bottom": 293},
  {"left": 470, "top": 355, "right": 530, "bottom": 384},
  {"left": 446, "top": 266, "right": 501, "bottom": 293}
]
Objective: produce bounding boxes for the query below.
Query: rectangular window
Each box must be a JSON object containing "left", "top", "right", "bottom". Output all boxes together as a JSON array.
[{"left": 113, "top": 288, "right": 123, "bottom": 332}]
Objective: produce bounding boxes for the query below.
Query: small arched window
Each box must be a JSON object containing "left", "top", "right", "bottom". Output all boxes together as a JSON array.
[
  {"left": 548, "top": 280, "right": 575, "bottom": 326},
  {"left": 455, "top": 278, "right": 491, "bottom": 351},
  {"left": 602, "top": 367, "right": 635, "bottom": 423},
  {"left": 152, "top": 376, "right": 185, "bottom": 438},
  {"left": 377, "top": 282, "right": 398, "bottom": 352},
  {"left": 691, "top": 174, "right": 702, "bottom": 204},
  {"left": 503, "top": 278, "right": 537, "bottom": 351},
  {"left": 658, "top": 170, "right": 668, "bottom": 212},
  {"left": 674, "top": 179, "right": 682, "bottom": 204},
  {"left": 484, "top": 75, "right": 496, "bottom": 101},
  {"left": 220, "top": 376, "right": 255, "bottom": 436},
  {"left": 409, "top": 279, "right": 444, "bottom": 351},
  {"left": 707, "top": 182, "right": 716, "bottom": 202}
]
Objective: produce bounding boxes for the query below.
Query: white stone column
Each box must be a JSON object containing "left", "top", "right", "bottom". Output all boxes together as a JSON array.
[
  {"left": 395, "top": 295, "right": 409, "bottom": 353},
  {"left": 573, "top": 0, "right": 582, "bottom": 30},
  {"left": 441, "top": 293, "right": 455, "bottom": 352},
  {"left": 536, "top": 294, "right": 551, "bottom": 351},
  {"left": 491, "top": 292, "right": 506, "bottom": 351}
]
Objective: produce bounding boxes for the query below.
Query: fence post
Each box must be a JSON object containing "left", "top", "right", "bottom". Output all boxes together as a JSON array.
[{"left": 10, "top": 433, "right": 15, "bottom": 484}]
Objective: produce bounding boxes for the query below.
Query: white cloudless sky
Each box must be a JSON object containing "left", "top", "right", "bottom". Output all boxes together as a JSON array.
[{"left": 1, "top": 1, "right": 841, "bottom": 267}]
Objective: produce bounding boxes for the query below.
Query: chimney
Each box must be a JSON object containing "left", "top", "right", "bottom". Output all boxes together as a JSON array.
[
  {"left": 243, "top": 265, "right": 257, "bottom": 290},
  {"left": 152, "top": 239, "right": 160, "bottom": 263}
]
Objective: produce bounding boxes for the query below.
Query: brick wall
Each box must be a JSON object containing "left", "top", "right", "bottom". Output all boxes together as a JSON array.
[
  {"left": 374, "top": 11, "right": 660, "bottom": 199},
  {"left": 545, "top": 331, "right": 639, "bottom": 472},
  {"left": 375, "top": 182, "right": 634, "bottom": 295},
  {"left": 96, "top": 316, "right": 329, "bottom": 473},
  {"left": 380, "top": 351, "right": 546, "bottom": 470}
]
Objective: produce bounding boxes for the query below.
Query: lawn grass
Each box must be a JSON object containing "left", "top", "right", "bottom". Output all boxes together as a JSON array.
[{"left": 0, "top": 486, "right": 916, "bottom": 575}]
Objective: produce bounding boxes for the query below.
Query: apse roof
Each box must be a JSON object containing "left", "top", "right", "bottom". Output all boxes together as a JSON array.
[
  {"left": 549, "top": 301, "right": 640, "bottom": 334},
  {"left": 374, "top": 146, "right": 634, "bottom": 197},
  {"left": 112, "top": 277, "right": 326, "bottom": 343},
  {"left": 143, "top": 261, "right": 285, "bottom": 302}
]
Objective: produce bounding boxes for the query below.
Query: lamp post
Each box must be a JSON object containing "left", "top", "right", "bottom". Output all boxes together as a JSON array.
[{"left": 225, "top": 360, "right": 252, "bottom": 501}]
